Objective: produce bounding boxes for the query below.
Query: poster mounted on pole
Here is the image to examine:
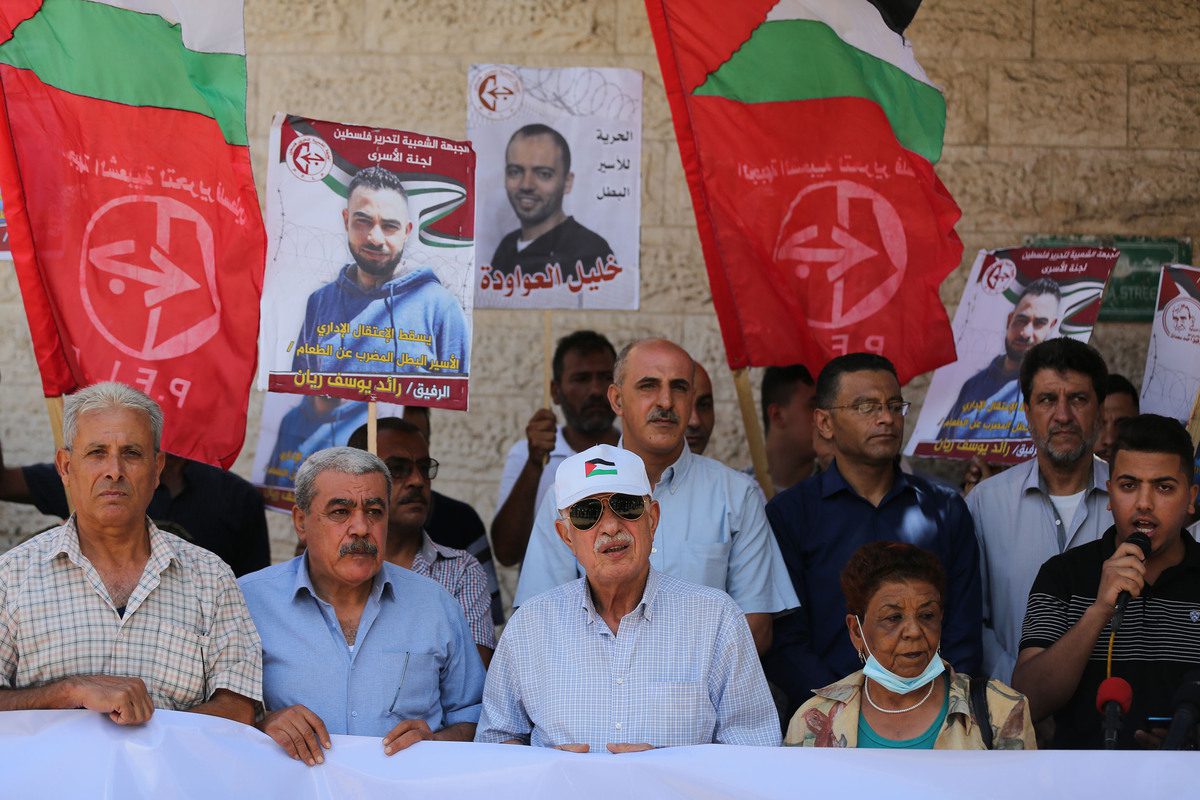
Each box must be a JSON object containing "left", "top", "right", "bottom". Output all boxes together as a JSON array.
[
  {"left": 1139, "top": 264, "right": 1200, "bottom": 424},
  {"left": 258, "top": 113, "right": 476, "bottom": 411},
  {"left": 905, "top": 246, "right": 1119, "bottom": 464},
  {"left": 469, "top": 64, "right": 642, "bottom": 310}
]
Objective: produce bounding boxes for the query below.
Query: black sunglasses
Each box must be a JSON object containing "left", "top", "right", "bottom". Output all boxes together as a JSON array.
[
  {"left": 566, "top": 493, "right": 647, "bottom": 531},
  {"left": 384, "top": 456, "right": 438, "bottom": 481}
]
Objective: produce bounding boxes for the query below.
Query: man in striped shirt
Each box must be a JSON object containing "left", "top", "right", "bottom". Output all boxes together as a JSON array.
[
  {"left": 0, "top": 382, "right": 262, "bottom": 725},
  {"left": 349, "top": 417, "right": 496, "bottom": 666},
  {"left": 1012, "top": 415, "right": 1200, "bottom": 749}
]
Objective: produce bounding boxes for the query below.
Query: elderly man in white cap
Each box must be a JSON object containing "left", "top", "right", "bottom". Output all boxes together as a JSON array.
[{"left": 475, "top": 444, "right": 780, "bottom": 751}]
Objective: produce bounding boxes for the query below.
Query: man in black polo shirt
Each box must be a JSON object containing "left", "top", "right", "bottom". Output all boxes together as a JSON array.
[{"left": 1012, "top": 414, "right": 1200, "bottom": 748}]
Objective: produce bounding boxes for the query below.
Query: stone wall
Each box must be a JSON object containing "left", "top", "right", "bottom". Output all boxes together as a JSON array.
[{"left": 2, "top": 2, "right": 1198, "bottom": 587}]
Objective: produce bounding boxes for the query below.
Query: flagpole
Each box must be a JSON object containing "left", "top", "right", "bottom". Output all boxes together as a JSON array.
[
  {"left": 45, "top": 395, "right": 72, "bottom": 514},
  {"left": 367, "top": 400, "right": 377, "bottom": 456},
  {"left": 732, "top": 368, "right": 774, "bottom": 500}
]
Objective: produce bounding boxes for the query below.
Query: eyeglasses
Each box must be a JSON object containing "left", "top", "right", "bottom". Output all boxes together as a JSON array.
[
  {"left": 384, "top": 456, "right": 439, "bottom": 481},
  {"left": 565, "top": 493, "right": 647, "bottom": 531},
  {"left": 824, "top": 401, "right": 911, "bottom": 418}
]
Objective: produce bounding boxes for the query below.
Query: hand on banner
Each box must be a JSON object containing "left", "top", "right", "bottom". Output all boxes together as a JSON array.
[
  {"left": 553, "top": 743, "right": 590, "bottom": 752},
  {"left": 258, "top": 705, "right": 331, "bottom": 766},
  {"left": 607, "top": 743, "right": 654, "bottom": 753},
  {"left": 525, "top": 409, "right": 558, "bottom": 465},
  {"left": 1134, "top": 726, "right": 1169, "bottom": 750},
  {"left": 382, "top": 719, "right": 435, "bottom": 755},
  {"left": 70, "top": 675, "right": 154, "bottom": 725}
]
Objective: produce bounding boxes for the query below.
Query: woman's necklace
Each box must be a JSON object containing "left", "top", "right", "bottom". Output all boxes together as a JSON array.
[{"left": 863, "top": 677, "right": 936, "bottom": 714}]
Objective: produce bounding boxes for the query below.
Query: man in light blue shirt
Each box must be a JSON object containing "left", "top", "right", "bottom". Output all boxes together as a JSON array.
[
  {"left": 239, "top": 447, "right": 484, "bottom": 766},
  {"left": 514, "top": 338, "right": 797, "bottom": 654},
  {"left": 968, "top": 338, "right": 1112, "bottom": 684},
  {"left": 477, "top": 444, "right": 780, "bottom": 750}
]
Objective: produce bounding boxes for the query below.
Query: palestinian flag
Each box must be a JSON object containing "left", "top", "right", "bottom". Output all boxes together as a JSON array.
[
  {"left": 0, "top": 0, "right": 265, "bottom": 467},
  {"left": 645, "top": 0, "right": 961, "bottom": 383},
  {"left": 585, "top": 458, "right": 618, "bottom": 477}
]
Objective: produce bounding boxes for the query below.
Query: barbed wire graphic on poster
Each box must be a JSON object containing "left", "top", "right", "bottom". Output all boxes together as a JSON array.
[
  {"left": 257, "top": 113, "right": 476, "bottom": 411},
  {"left": 1139, "top": 264, "right": 1200, "bottom": 425},
  {"left": 469, "top": 64, "right": 642, "bottom": 310},
  {"left": 905, "top": 246, "right": 1119, "bottom": 464}
]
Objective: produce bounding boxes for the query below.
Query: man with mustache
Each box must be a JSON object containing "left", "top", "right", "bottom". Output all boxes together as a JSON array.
[
  {"left": 489, "top": 124, "right": 615, "bottom": 283},
  {"left": 514, "top": 338, "right": 796, "bottom": 655},
  {"left": 492, "top": 330, "right": 620, "bottom": 566},
  {"left": 967, "top": 337, "right": 1112, "bottom": 684},
  {"left": 0, "top": 382, "right": 261, "bottom": 726},
  {"left": 1013, "top": 414, "right": 1200, "bottom": 748},
  {"left": 239, "top": 447, "right": 484, "bottom": 765},
  {"left": 476, "top": 444, "right": 780, "bottom": 749},
  {"left": 938, "top": 277, "right": 1061, "bottom": 441},
  {"left": 347, "top": 417, "right": 496, "bottom": 667},
  {"left": 290, "top": 166, "right": 469, "bottom": 376},
  {"left": 763, "top": 354, "right": 982, "bottom": 718}
]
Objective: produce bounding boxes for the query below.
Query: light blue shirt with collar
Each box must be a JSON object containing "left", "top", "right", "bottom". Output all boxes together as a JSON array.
[
  {"left": 513, "top": 443, "right": 799, "bottom": 613},
  {"left": 477, "top": 569, "right": 781, "bottom": 749},
  {"left": 967, "top": 455, "right": 1112, "bottom": 684},
  {"left": 238, "top": 555, "right": 484, "bottom": 737}
]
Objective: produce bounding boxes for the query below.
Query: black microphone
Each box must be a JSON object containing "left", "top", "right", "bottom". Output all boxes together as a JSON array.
[
  {"left": 1161, "top": 671, "right": 1200, "bottom": 750},
  {"left": 1096, "top": 677, "right": 1133, "bottom": 750},
  {"left": 1111, "top": 532, "right": 1152, "bottom": 634}
]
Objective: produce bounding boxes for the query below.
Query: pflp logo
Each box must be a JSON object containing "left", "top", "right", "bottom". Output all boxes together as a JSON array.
[
  {"left": 285, "top": 134, "right": 333, "bottom": 182},
  {"left": 471, "top": 66, "right": 523, "bottom": 120},
  {"left": 982, "top": 258, "right": 1017, "bottom": 296},
  {"left": 584, "top": 458, "right": 618, "bottom": 478}
]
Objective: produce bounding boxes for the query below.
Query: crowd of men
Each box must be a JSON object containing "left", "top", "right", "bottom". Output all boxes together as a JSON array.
[{"left": 1, "top": 328, "right": 1198, "bottom": 754}]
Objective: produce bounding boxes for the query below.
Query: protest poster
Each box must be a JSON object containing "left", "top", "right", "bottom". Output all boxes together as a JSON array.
[
  {"left": 258, "top": 114, "right": 475, "bottom": 411},
  {"left": 1026, "top": 234, "right": 1192, "bottom": 323},
  {"left": 905, "top": 246, "right": 1119, "bottom": 464},
  {"left": 251, "top": 391, "right": 404, "bottom": 511},
  {"left": 469, "top": 64, "right": 641, "bottom": 310},
  {"left": 1139, "top": 264, "right": 1200, "bottom": 425}
]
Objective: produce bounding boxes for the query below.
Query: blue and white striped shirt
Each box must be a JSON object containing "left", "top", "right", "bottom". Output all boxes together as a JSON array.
[{"left": 477, "top": 569, "right": 781, "bottom": 749}]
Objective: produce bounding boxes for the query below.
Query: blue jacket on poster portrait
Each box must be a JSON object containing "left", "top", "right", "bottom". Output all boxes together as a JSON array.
[{"left": 291, "top": 264, "right": 470, "bottom": 375}]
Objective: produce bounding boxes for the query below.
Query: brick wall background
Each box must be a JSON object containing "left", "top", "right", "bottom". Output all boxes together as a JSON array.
[{"left": 2, "top": 2, "right": 1198, "bottom": 600}]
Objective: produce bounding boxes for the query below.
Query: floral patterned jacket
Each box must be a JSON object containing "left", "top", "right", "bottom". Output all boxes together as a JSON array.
[{"left": 784, "top": 666, "right": 1035, "bottom": 749}]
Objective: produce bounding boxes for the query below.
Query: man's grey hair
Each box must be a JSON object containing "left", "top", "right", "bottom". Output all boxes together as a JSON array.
[
  {"left": 62, "top": 382, "right": 164, "bottom": 451},
  {"left": 294, "top": 446, "right": 392, "bottom": 512},
  {"left": 612, "top": 338, "right": 696, "bottom": 386}
]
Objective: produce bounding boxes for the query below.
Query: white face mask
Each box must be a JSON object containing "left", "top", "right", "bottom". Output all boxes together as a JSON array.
[{"left": 855, "top": 616, "right": 944, "bottom": 694}]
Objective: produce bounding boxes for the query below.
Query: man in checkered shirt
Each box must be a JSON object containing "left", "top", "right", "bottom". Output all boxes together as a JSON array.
[
  {"left": 475, "top": 444, "right": 780, "bottom": 751},
  {"left": 0, "top": 382, "right": 262, "bottom": 725}
]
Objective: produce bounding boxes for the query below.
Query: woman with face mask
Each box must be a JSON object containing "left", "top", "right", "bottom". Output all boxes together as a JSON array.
[{"left": 785, "top": 541, "right": 1035, "bottom": 749}]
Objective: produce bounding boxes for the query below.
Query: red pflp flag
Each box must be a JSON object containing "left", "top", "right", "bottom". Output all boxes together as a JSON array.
[
  {"left": 645, "top": 0, "right": 962, "bottom": 382},
  {"left": 0, "top": 0, "right": 265, "bottom": 466}
]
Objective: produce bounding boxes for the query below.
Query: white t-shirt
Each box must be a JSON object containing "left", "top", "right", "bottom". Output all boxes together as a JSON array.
[{"left": 1049, "top": 489, "right": 1087, "bottom": 527}]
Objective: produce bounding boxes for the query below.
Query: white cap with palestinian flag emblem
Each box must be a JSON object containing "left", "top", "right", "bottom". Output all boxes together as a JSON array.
[{"left": 554, "top": 444, "right": 651, "bottom": 510}]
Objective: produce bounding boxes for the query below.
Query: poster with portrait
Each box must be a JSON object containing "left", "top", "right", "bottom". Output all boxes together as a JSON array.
[
  {"left": 904, "top": 246, "right": 1119, "bottom": 464},
  {"left": 251, "top": 391, "right": 405, "bottom": 511},
  {"left": 469, "top": 64, "right": 641, "bottom": 310},
  {"left": 1139, "top": 264, "right": 1200, "bottom": 427},
  {"left": 257, "top": 113, "right": 475, "bottom": 411}
]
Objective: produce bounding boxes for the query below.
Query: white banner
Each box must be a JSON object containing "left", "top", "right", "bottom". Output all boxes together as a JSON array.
[
  {"left": 469, "top": 64, "right": 642, "bottom": 310},
  {"left": 3, "top": 709, "right": 1192, "bottom": 799}
]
